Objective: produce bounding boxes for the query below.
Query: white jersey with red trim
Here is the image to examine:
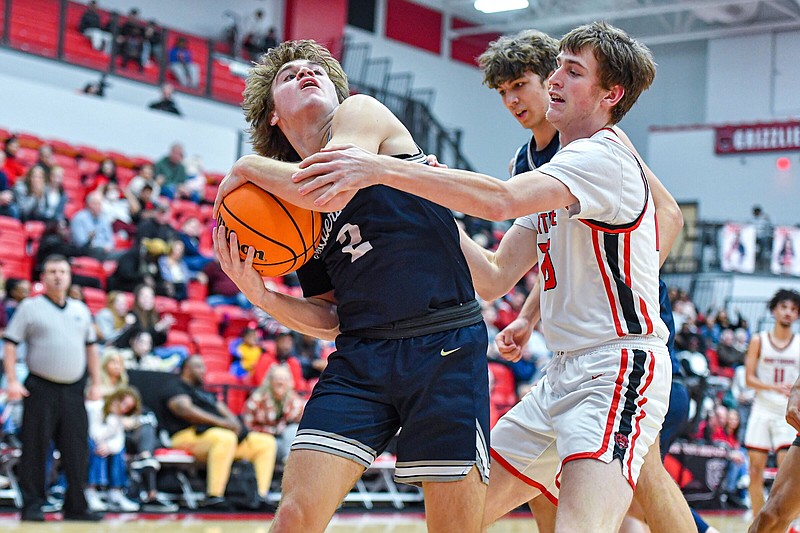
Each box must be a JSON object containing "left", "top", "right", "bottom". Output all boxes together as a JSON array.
[
  {"left": 514, "top": 128, "right": 667, "bottom": 353},
  {"left": 754, "top": 331, "right": 800, "bottom": 412}
]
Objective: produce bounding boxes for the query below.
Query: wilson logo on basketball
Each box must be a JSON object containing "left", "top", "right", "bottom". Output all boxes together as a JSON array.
[
  {"left": 614, "top": 432, "right": 629, "bottom": 450},
  {"left": 217, "top": 218, "right": 267, "bottom": 261}
]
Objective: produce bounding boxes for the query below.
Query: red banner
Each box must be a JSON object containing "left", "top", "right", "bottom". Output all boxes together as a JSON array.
[{"left": 715, "top": 120, "right": 800, "bottom": 154}]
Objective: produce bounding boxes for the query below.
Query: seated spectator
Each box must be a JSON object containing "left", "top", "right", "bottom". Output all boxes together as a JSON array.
[
  {"left": 715, "top": 409, "right": 749, "bottom": 508},
  {"left": 181, "top": 155, "right": 206, "bottom": 203},
  {"left": 0, "top": 151, "right": 19, "bottom": 219},
  {"left": 107, "top": 238, "right": 168, "bottom": 294},
  {"left": 674, "top": 321, "right": 705, "bottom": 354},
  {"left": 168, "top": 37, "right": 200, "bottom": 89},
  {"left": 136, "top": 202, "right": 177, "bottom": 243},
  {"left": 79, "top": 0, "right": 112, "bottom": 53},
  {"left": 153, "top": 143, "right": 186, "bottom": 198},
  {"left": 126, "top": 162, "right": 161, "bottom": 199},
  {"left": 97, "top": 348, "right": 129, "bottom": 396},
  {"left": 81, "top": 74, "right": 110, "bottom": 97},
  {"left": 85, "top": 386, "right": 142, "bottom": 512},
  {"left": 157, "top": 239, "right": 198, "bottom": 301},
  {"left": 203, "top": 257, "right": 251, "bottom": 309},
  {"left": 262, "top": 27, "right": 278, "bottom": 51},
  {"left": 14, "top": 165, "right": 62, "bottom": 223},
  {"left": 295, "top": 333, "right": 327, "bottom": 382},
  {"left": 70, "top": 191, "right": 115, "bottom": 259},
  {"left": 47, "top": 166, "right": 68, "bottom": 221},
  {"left": 95, "top": 292, "right": 131, "bottom": 346},
  {"left": 120, "top": 331, "right": 182, "bottom": 372},
  {"left": 100, "top": 181, "right": 139, "bottom": 240},
  {"left": 2, "top": 136, "right": 26, "bottom": 185},
  {"left": 69, "top": 284, "right": 85, "bottom": 303},
  {"left": 142, "top": 20, "right": 163, "bottom": 67},
  {"left": 177, "top": 217, "right": 212, "bottom": 272},
  {"left": 243, "top": 365, "right": 305, "bottom": 465},
  {"left": 116, "top": 8, "right": 145, "bottom": 71},
  {"left": 32, "top": 219, "right": 99, "bottom": 286},
  {"left": 114, "top": 284, "right": 174, "bottom": 349},
  {"left": 717, "top": 328, "right": 745, "bottom": 368},
  {"left": 229, "top": 327, "right": 263, "bottom": 379},
  {"left": 148, "top": 83, "right": 182, "bottom": 116},
  {"left": 82, "top": 158, "right": 118, "bottom": 200},
  {"left": 35, "top": 144, "right": 56, "bottom": 180},
  {"left": 162, "top": 356, "right": 278, "bottom": 511},
  {"left": 252, "top": 330, "right": 305, "bottom": 392},
  {"left": 3, "top": 278, "right": 30, "bottom": 320},
  {"left": 241, "top": 9, "right": 269, "bottom": 61}
]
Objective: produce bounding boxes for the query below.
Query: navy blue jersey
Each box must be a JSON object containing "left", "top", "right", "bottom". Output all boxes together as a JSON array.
[
  {"left": 296, "top": 152, "right": 476, "bottom": 333},
  {"left": 659, "top": 279, "right": 680, "bottom": 375},
  {"left": 512, "top": 133, "right": 560, "bottom": 176}
]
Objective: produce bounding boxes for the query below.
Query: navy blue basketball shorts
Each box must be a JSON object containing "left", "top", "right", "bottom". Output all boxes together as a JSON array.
[{"left": 292, "top": 321, "right": 490, "bottom": 485}]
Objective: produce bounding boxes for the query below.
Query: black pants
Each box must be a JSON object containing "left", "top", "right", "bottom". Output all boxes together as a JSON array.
[{"left": 20, "top": 374, "right": 89, "bottom": 514}]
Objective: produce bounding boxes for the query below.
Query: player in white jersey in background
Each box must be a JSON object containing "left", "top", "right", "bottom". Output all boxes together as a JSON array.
[
  {"left": 744, "top": 289, "right": 800, "bottom": 516},
  {"left": 293, "top": 22, "right": 671, "bottom": 533}
]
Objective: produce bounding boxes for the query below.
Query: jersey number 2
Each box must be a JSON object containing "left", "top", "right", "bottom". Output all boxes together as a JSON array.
[
  {"left": 337, "top": 223, "right": 373, "bottom": 263},
  {"left": 538, "top": 239, "right": 557, "bottom": 291}
]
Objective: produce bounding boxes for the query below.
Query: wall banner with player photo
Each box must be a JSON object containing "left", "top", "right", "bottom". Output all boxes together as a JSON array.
[
  {"left": 771, "top": 226, "right": 800, "bottom": 276},
  {"left": 720, "top": 223, "right": 756, "bottom": 273}
]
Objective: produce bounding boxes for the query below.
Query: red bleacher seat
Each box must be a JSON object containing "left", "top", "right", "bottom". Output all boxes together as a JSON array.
[
  {"left": 0, "top": 231, "right": 27, "bottom": 254},
  {"left": 154, "top": 295, "right": 179, "bottom": 314},
  {"left": 24, "top": 220, "right": 46, "bottom": 242},
  {"left": 82, "top": 286, "right": 107, "bottom": 314},
  {"left": 187, "top": 280, "right": 207, "bottom": 301},
  {"left": 188, "top": 319, "right": 219, "bottom": 337},
  {"left": 0, "top": 215, "right": 23, "bottom": 233},
  {"left": 70, "top": 256, "right": 107, "bottom": 288},
  {"left": 193, "top": 333, "right": 225, "bottom": 352},
  {"left": 489, "top": 362, "right": 518, "bottom": 415},
  {"left": 180, "top": 300, "right": 218, "bottom": 323},
  {"left": 165, "top": 329, "right": 194, "bottom": 352}
]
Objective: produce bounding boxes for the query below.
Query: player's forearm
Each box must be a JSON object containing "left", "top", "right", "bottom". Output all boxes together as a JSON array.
[
  {"left": 650, "top": 174, "right": 683, "bottom": 266},
  {"left": 517, "top": 279, "right": 542, "bottom": 327},
  {"left": 256, "top": 290, "right": 340, "bottom": 341}
]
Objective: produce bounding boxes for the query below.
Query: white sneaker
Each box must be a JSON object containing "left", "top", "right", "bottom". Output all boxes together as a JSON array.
[
  {"left": 108, "top": 489, "right": 140, "bottom": 512},
  {"left": 85, "top": 488, "right": 108, "bottom": 512}
]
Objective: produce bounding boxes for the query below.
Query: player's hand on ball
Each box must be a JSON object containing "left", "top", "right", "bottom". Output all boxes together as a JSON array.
[
  {"left": 214, "top": 225, "right": 267, "bottom": 304},
  {"left": 213, "top": 165, "right": 247, "bottom": 219}
]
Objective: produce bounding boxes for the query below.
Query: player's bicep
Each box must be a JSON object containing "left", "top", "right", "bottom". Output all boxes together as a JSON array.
[
  {"left": 329, "top": 95, "right": 414, "bottom": 155},
  {"left": 507, "top": 170, "right": 578, "bottom": 215}
]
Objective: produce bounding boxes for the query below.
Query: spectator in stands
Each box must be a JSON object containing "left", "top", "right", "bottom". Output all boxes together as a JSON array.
[
  {"left": 120, "top": 330, "right": 181, "bottom": 372},
  {"left": 142, "top": 20, "right": 163, "bottom": 68},
  {"left": 15, "top": 165, "right": 61, "bottom": 223},
  {"left": 4, "top": 278, "right": 30, "bottom": 320},
  {"left": 716, "top": 409, "right": 749, "bottom": 509},
  {"left": 671, "top": 289, "right": 697, "bottom": 331},
  {"left": 272, "top": 330, "right": 305, "bottom": 392},
  {"left": 168, "top": 37, "right": 200, "bottom": 89},
  {"left": 295, "top": 332, "right": 327, "bottom": 382},
  {"left": 2, "top": 136, "right": 26, "bottom": 185},
  {"left": 71, "top": 191, "right": 115, "bottom": 259},
  {"left": 127, "top": 162, "right": 161, "bottom": 199},
  {"left": 95, "top": 292, "right": 131, "bottom": 346},
  {"left": 203, "top": 256, "right": 251, "bottom": 309},
  {"left": 68, "top": 284, "right": 85, "bottom": 303},
  {"left": 148, "top": 83, "right": 182, "bottom": 116},
  {"left": 33, "top": 219, "right": 99, "bottom": 286},
  {"left": 263, "top": 27, "right": 278, "bottom": 51},
  {"left": 97, "top": 348, "right": 128, "bottom": 396},
  {"left": 117, "top": 8, "right": 145, "bottom": 71},
  {"left": 0, "top": 151, "right": 19, "bottom": 219},
  {"left": 136, "top": 202, "right": 177, "bottom": 243},
  {"left": 177, "top": 216, "right": 212, "bottom": 272},
  {"left": 47, "top": 166, "right": 68, "bottom": 221},
  {"left": 81, "top": 73, "right": 110, "bottom": 97},
  {"left": 107, "top": 237, "right": 167, "bottom": 294},
  {"left": 85, "top": 386, "right": 142, "bottom": 512},
  {"left": 717, "top": 328, "right": 745, "bottom": 368},
  {"left": 749, "top": 205, "right": 773, "bottom": 270},
  {"left": 82, "top": 158, "right": 117, "bottom": 199},
  {"left": 153, "top": 143, "right": 187, "bottom": 198},
  {"left": 241, "top": 9, "right": 270, "bottom": 61},
  {"left": 79, "top": 0, "right": 112, "bottom": 53},
  {"left": 157, "top": 239, "right": 196, "bottom": 301},
  {"left": 101, "top": 180, "right": 140, "bottom": 241},
  {"left": 162, "top": 355, "right": 278, "bottom": 510},
  {"left": 114, "top": 284, "right": 174, "bottom": 349},
  {"left": 229, "top": 326, "right": 264, "bottom": 379},
  {"left": 243, "top": 364, "right": 305, "bottom": 465},
  {"left": 182, "top": 154, "right": 206, "bottom": 203},
  {"left": 35, "top": 144, "right": 55, "bottom": 180}
]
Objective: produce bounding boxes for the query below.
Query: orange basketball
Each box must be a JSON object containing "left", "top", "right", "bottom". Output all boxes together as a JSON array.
[{"left": 217, "top": 183, "right": 322, "bottom": 277}]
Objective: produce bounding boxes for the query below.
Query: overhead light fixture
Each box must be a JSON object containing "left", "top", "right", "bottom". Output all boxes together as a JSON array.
[{"left": 474, "top": 0, "right": 529, "bottom": 14}]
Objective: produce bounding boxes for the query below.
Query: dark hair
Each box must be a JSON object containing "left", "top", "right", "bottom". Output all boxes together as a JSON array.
[
  {"left": 768, "top": 289, "right": 800, "bottom": 311},
  {"left": 43, "top": 254, "right": 69, "bottom": 268}
]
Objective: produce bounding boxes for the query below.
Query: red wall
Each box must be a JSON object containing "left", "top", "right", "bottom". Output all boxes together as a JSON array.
[
  {"left": 450, "top": 17, "right": 500, "bottom": 68},
  {"left": 385, "top": 0, "right": 442, "bottom": 55},
  {"left": 284, "top": 0, "right": 348, "bottom": 58}
]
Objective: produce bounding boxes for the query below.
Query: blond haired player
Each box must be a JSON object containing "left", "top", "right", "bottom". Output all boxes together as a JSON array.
[
  {"left": 744, "top": 289, "right": 800, "bottom": 516},
  {"left": 295, "top": 22, "right": 670, "bottom": 533}
]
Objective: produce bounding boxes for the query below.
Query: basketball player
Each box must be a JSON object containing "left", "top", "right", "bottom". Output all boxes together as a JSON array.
[
  {"left": 743, "top": 289, "right": 800, "bottom": 516},
  {"left": 475, "top": 29, "right": 711, "bottom": 533},
  {"left": 295, "top": 22, "right": 671, "bottom": 533},
  {"left": 213, "top": 40, "right": 490, "bottom": 532},
  {"left": 749, "top": 374, "right": 800, "bottom": 533}
]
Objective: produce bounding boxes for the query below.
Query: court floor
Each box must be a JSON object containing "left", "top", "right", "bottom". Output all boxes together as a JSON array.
[{"left": 0, "top": 510, "right": 755, "bottom": 532}]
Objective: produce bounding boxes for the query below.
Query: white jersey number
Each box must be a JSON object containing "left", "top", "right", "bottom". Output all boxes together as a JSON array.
[{"left": 337, "top": 223, "right": 373, "bottom": 263}]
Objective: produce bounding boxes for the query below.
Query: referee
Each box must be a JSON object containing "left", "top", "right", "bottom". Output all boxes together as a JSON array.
[{"left": 2, "top": 254, "right": 104, "bottom": 521}]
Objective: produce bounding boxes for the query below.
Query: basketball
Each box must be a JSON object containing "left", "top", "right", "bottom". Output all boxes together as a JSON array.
[{"left": 217, "top": 183, "right": 322, "bottom": 277}]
